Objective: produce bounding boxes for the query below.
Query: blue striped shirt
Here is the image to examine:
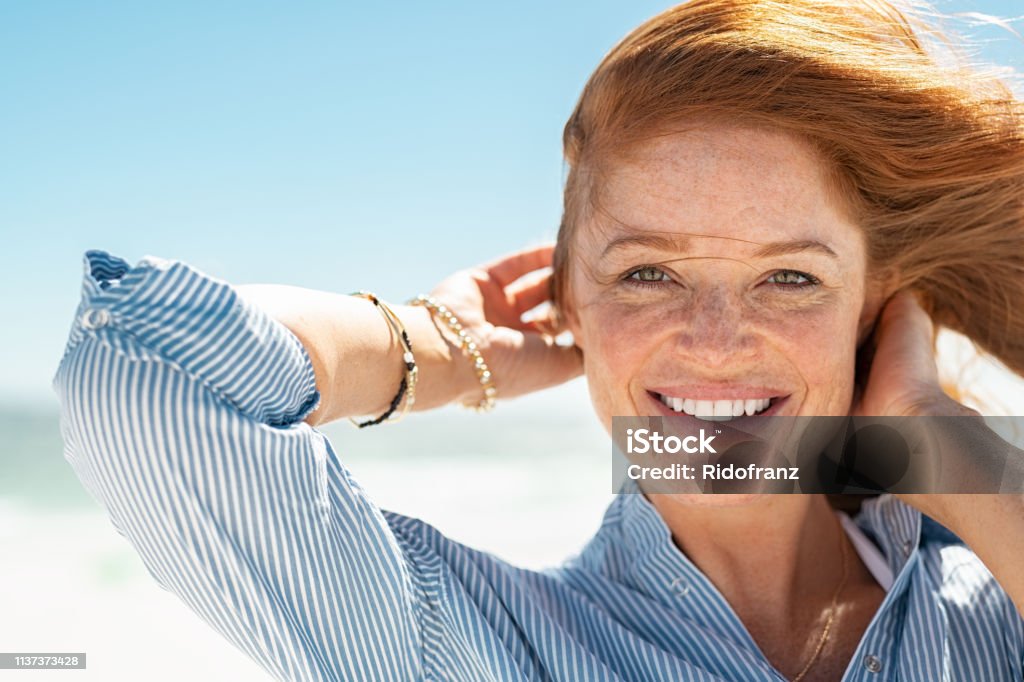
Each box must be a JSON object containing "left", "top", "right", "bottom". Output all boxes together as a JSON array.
[{"left": 53, "top": 250, "right": 1024, "bottom": 681}]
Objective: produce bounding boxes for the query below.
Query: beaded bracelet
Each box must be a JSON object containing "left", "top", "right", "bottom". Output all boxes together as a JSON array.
[
  {"left": 349, "top": 291, "right": 418, "bottom": 428},
  {"left": 409, "top": 294, "right": 496, "bottom": 412}
]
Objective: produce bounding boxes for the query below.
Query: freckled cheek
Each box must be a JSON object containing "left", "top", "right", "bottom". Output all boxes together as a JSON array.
[
  {"left": 579, "top": 302, "right": 663, "bottom": 374},
  {"left": 573, "top": 303, "right": 663, "bottom": 418},
  {"left": 759, "top": 307, "right": 861, "bottom": 405},
  {"left": 765, "top": 306, "right": 845, "bottom": 345}
]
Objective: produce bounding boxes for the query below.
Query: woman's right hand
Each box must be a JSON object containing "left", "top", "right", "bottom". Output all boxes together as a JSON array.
[{"left": 424, "top": 243, "right": 584, "bottom": 403}]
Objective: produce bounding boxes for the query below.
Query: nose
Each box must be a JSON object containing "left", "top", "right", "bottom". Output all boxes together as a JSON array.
[{"left": 671, "top": 288, "right": 758, "bottom": 368}]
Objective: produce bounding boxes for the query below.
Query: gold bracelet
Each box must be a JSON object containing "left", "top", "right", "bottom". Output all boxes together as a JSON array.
[
  {"left": 409, "top": 294, "right": 496, "bottom": 412},
  {"left": 348, "top": 291, "right": 417, "bottom": 427}
]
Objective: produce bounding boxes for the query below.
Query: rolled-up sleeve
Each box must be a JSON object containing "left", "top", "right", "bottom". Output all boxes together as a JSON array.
[{"left": 52, "top": 251, "right": 422, "bottom": 681}]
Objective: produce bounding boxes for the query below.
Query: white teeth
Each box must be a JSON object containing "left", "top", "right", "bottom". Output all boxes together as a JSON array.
[
  {"left": 660, "top": 394, "right": 775, "bottom": 419},
  {"left": 713, "top": 400, "right": 731, "bottom": 417}
]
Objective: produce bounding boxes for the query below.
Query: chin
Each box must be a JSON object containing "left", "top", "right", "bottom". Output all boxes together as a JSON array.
[{"left": 654, "top": 492, "right": 768, "bottom": 508}]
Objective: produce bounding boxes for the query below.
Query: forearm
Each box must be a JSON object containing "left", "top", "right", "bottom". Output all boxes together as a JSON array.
[
  {"left": 903, "top": 414, "right": 1024, "bottom": 618},
  {"left": 236, "top": 284, "right": 478, "bottom": 425},
  {"left": 944, "top": 495, "right": 1024, "bottom": 619}
]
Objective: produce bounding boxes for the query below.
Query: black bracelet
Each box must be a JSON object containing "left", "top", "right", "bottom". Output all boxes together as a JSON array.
[
  {"left": 348, "top": 291, "right": 418, "bottom": 428},
  {"left": 352, "top": 375, "right": 408, "bottom": 428}
]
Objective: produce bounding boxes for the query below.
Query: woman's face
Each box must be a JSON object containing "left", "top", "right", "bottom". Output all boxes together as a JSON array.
[{"left": 565, "top": 122, "right": 885, "bottom": 433}]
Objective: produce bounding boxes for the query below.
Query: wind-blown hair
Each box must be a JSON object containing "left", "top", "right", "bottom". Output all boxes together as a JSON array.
[{"left": 552, "top": 0, "right": 1024, "bottom": 378}]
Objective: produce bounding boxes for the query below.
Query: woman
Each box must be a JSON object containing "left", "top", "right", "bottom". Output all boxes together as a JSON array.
[{"left": 55, "top": 0, "right": 1024, "bottom": 680}]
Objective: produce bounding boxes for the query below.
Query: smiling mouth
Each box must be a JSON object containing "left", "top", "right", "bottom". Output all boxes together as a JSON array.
[{"left": 652, "top": 392, "right": 781, "bottom": 421}]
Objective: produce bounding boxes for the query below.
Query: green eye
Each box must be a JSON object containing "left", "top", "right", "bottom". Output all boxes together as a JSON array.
[
  {"left": 629, "top": 266, "right": 669, "bottom": 283},
  {"left": 766, "top": 270, "right": 819, "bottom": 287}
]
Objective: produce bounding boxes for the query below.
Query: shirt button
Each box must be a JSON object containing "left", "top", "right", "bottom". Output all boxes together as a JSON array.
[
  {"left": 670, "top": 577, "right": 690, "bottom": 597},
  {"left": 901, "top": 539, "right": 914, "bottom": 556},
  {"left": 863, "top": 654, "right": 883, "bottom": 673},
  {"left": 81, "top": 308, "right": 111, "bottom": 330}
]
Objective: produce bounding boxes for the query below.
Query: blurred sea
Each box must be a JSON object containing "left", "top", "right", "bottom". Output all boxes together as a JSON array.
[{"left": 0, "top": 379, "right": 613, "bottom": 681}]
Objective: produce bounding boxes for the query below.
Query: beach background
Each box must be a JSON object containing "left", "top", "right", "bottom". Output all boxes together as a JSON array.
[
  {"left": 3, "top": 1, "right": 1024, "bottom": 680},
  {"left": 0, "top": 381, "right": 614, "bottom": 680}
]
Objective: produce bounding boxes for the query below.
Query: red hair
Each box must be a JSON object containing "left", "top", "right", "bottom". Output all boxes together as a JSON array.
[{"left": 552, "top": 0, "right": 1024, "bottom": 378}]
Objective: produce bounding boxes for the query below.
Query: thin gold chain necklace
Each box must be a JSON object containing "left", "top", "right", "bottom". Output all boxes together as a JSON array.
[{"left": 790, "top": 513, "right": 850, "bottom": 682}]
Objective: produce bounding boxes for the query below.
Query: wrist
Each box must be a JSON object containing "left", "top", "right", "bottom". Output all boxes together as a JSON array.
[
  {"left": 407, "top": 296, "right": 497, "bottom": 411},
  {"left": 400, "top": 304, "right": 483, "bottom": 410},
  {"left": 905, "top": 391, "right": 981, "bottom": 418}
]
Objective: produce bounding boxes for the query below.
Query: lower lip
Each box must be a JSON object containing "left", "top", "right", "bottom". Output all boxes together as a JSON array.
[{"left": 646, "top": 391, "right": 790, "bottom": 422}]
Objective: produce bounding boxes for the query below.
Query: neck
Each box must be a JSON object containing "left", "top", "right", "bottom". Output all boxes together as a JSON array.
[{"left": 648, "top": 493, "right": 846, "bottom": 625}]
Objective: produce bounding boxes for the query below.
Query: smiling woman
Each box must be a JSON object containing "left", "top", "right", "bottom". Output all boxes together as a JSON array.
[{"left": 53, "top": 1, "right": 1024, "bottom": 681}]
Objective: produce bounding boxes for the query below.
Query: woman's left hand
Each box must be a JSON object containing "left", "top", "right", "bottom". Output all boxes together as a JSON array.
[
  {"left": 851, "top": 289, "right": 984, "bottom": 520},
  {"left": 851, "top": 291, "right": 1024, "bottom": 618},
  {"left": 851, "top": 290, "right": 970, "bottom": 522}
]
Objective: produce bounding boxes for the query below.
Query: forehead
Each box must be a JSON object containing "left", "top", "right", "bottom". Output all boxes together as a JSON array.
[{"left": 584, "top": 122, "right": 862, "bottom": 254}]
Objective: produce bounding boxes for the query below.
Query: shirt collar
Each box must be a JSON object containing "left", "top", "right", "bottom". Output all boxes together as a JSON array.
[
  {"left": 850, "top": 493, "right": 924, "bottom": 580},
  {"left": 584, "top": 481, "right": 925, "bottom": 637},
  {"left": 605, "top": 480, "right": 925, "bottom": 577},
  {"left": 589, "top": 479, "right": 764, "bottom": 649}
]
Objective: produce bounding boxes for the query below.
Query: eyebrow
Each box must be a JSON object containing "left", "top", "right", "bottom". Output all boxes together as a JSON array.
[{"left": 600, "top": 233, "right": 838, "bottom": 259}]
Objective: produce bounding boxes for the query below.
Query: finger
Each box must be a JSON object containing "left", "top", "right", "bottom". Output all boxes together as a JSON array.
[
  {"left": 521, "top": 310, "right": 569, "bottom": 337},
  {"left": 508, "top": 278, "right": 571, "bottom": 336},
  {"left": 877, "top": 290, "right": 935, "bottom": 347},
  {"left": 507, "top": 268, "right": 554, "bottom": 318},
  {"left": 875, "top": 290, "right": 939, "bottom": 379},
  {"left": 484, "top": 243, "right": 556, "bottom": 290}
]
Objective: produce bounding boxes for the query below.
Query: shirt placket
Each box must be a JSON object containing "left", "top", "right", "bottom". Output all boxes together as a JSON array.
[
  {"left": 841, "top": 506, "right": 928, "bottom": 681},
  {"left": 623, "top": 496, "right": 785, "bottom": 680}
]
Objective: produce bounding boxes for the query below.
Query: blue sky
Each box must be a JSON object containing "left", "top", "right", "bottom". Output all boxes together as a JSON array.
[{"left": 2, "top": 1, "right": 1022, "bottom": 405}]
